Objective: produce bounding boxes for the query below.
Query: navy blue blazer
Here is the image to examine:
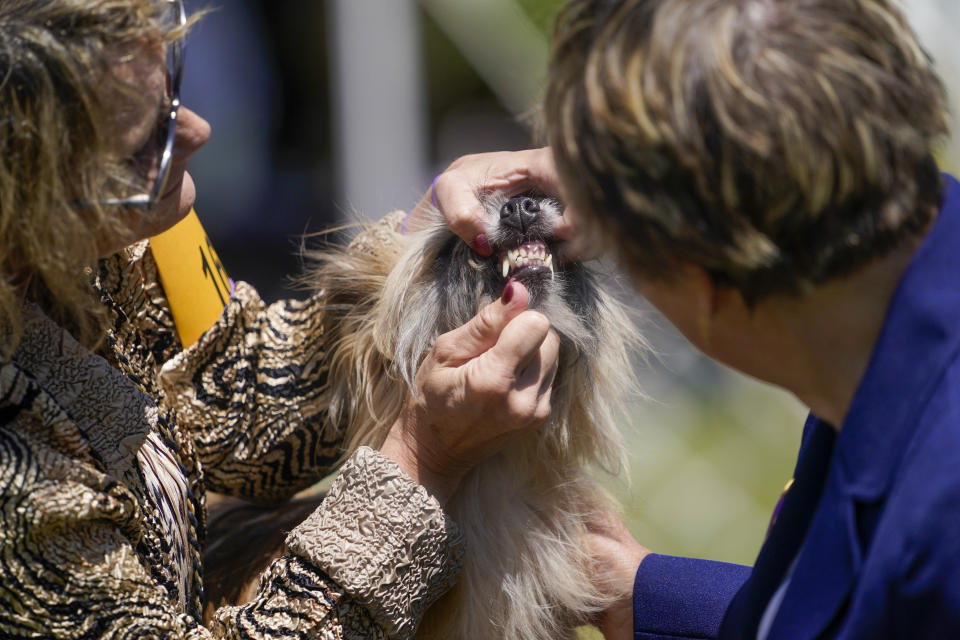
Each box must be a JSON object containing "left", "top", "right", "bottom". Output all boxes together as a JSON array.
[{"left": 633, "top": 173, "right": 960, "bottom": 640}]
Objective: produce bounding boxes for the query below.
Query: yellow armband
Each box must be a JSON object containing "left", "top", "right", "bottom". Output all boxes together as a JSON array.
[{"left": 150, "top": 209, "right": 231, "bottom": 347}]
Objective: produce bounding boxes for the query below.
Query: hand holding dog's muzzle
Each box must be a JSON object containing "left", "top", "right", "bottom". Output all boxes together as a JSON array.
[
  {"left": 379, "top": 279, "right": 560, "bottom": 505},
  {"left": 405, "top": 148, "right": 569, "bottom": 256}
]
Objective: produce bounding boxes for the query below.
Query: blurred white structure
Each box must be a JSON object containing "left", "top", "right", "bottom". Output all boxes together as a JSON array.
[
  {"left": 328, "top": 0, "right": 552, "bottom": 220},
  {"left": 904, "top": 0, "right": 960, "bottom": 171},
  {"left": 328, "top": 0, "right": 428, "bottom": 219}
]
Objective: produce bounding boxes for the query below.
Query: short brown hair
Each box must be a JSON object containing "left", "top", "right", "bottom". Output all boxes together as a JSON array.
[{"left": 545, "top": 0, "right": 949, "bottom": 302}]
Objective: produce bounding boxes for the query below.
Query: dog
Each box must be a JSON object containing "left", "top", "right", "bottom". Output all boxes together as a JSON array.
[{"left": 204, "top": 192, "right": 639, "bottom": 639}]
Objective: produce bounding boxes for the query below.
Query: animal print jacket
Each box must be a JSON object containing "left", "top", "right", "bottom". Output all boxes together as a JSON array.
[{"left": 0, "top": 220, "right": 463, "bottom": 639}]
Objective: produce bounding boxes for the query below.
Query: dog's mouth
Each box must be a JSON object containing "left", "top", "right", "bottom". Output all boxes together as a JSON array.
[{"left": 497, "top": 240, "right": 555, "bottom": 281}]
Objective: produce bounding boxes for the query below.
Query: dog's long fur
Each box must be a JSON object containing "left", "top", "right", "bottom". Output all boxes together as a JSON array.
[
  {"left": 205, "top": 194, "right": 640, "bottom": 639},
  {"left": 310, "top": 193, "right": 638, "bottom": 639}
]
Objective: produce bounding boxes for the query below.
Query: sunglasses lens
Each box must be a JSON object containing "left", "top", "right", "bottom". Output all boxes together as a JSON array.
[
  {"left": 162, "top": 1, "right": 184, "bottom": 94},
  {"left": 150, "top": 0, "right": 185, "bottom": 204}
]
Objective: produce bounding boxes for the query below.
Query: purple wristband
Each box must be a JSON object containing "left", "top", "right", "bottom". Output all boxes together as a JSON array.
[{"left": 431, "top": 173, "right": 441, "bottom": 209}]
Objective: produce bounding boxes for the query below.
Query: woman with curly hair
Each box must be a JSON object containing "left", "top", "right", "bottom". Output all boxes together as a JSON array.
[{"left": 0, "top": 1, "right": 559, "bottom": 637}]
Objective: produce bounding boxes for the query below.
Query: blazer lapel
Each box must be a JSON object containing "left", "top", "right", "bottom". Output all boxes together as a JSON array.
[
  {"left": 719, "top": 419, "right": 836, "bottom": 638},
  {"left": 767, "top": 468, "right": 861, "bottom": 638}
]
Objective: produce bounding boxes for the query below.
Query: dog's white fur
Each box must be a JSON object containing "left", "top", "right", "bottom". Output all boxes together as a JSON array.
[{"left": 304, "top": 194, "right": 640, "bottom": 639}]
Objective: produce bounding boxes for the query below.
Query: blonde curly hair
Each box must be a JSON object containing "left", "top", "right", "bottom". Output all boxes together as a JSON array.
[
  {"left": 0, "top": 0, "right": 189, "bottom": 356},
  {"left": 545, "top": 0, "right": 949, "bottom": 303}
]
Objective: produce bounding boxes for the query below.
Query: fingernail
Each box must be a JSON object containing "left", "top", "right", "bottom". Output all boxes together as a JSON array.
[
  {"left": 502, "top": 278, "right": 516, "bottom": 304},
  {"left": 471, "top": 234, "right": 492, "bottom": 256}
]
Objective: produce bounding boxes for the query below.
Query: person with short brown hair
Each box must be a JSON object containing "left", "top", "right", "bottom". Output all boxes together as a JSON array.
[
  {"left": 429, "top": 0, "right": 960, "bottom": 638},
  {"left": 546, "top": 0, "right": 947, "bottom": 305}
]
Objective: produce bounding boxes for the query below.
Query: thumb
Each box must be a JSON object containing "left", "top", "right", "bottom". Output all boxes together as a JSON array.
[{"left": 436, "top": 279, "right": 530, "bottom": 364}]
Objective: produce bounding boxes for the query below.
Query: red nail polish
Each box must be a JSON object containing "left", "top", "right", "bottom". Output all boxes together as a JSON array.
[
  {"left": 472, "top": 234, "right": 491, "bottom": 256},
  {"left": 502, "top": 278, "right": 515, "bottom": 304}
]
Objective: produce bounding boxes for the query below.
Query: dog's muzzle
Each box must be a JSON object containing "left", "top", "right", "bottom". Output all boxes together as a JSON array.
[{"left": 495, "top": 196, "right": 556, "bottom": 282}]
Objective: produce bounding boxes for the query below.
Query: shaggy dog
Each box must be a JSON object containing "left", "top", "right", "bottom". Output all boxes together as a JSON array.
[{"left": 204, "top": 193, "right": 639, "bottom": 639}]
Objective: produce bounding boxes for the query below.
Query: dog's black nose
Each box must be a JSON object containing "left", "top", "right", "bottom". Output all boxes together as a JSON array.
[{"left": 500, "top": 196, "right": 540, "bottom": 232}]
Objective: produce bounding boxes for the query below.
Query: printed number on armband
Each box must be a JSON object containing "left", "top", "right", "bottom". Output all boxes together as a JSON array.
[{"left": 199, "top": 234, "right": 230, "bottom": 305}]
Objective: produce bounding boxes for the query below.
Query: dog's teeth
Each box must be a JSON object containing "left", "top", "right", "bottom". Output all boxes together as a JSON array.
[
  {"left": 508, "top": 249, "right": 518, "bottom": 264},
  {"left": 545, "top": 254, "right": 553, "bottom": 268},
  {"left": 502, "top": 257, "right": 510, "bottom": 278}
]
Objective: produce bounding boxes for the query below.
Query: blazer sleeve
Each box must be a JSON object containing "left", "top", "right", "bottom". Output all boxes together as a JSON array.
[
  {"left": 633, "top": 554, "right": 750, "bottom": 640},
  {"left": 0, "top": 407, "right": 462, "bottom": 639},
  {"left": 158, "top": 282, "right": 341, "bottom": 500},
  {"left": 213, "top": 447, "right": 465, "bottom": 640},
  {"left": 157, "top": 211, "right": 407, "bottom": 501},
  {"left": 95, "top": 234, "right": 344, "bottom": 501}
]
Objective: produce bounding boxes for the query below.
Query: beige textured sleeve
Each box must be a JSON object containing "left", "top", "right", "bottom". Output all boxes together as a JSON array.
[
  {"left": 158, "top": 282, "right": 342, "bottom": 501},
  {"left": 158, "top": 211, "right": 409, "bottom": 501},
  {"left": 0, "top": 347, "right": 462, "bottom": 640},
  {"left": 348, "top": 209, "right": 407, "bottom": 255},
  {"left": 285, "top": 446, "right": 466, "bottom": 639}
]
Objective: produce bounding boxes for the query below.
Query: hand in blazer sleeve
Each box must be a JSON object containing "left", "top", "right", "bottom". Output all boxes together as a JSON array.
[{"left": 633, "top": 555, "right": 750, "bottom": 640}]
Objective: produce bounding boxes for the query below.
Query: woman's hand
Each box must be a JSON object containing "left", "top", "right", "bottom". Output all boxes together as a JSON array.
[
  {"left": 379, "top": 280, "right": 560, "bottom": 505},
  {"left": 585, "top": 509, "right": 650, "bottom": 640},
  {"left": 405, "top": 148, "right": 573, "bottom": 256}
]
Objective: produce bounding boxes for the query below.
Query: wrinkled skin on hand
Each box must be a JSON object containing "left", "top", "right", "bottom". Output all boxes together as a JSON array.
[
  {"left": 406, "top": 148, "right": 578, "bottom": 257},
  {"left": 380, "top": 280, "right": 560, "bottom": 505}
]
